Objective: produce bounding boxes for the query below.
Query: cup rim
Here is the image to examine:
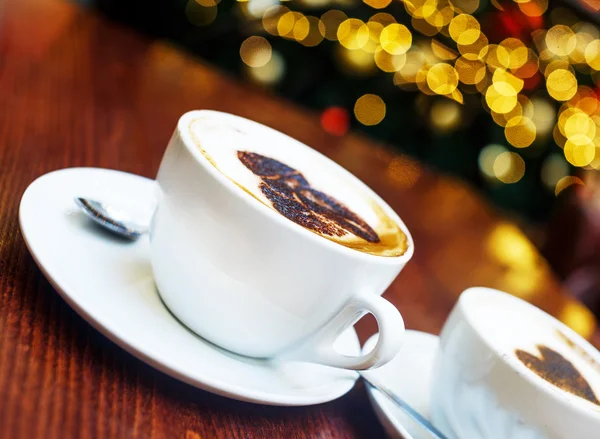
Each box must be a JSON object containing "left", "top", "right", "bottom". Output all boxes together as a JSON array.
[
  {"left": 175, "top": 110, "right": 414, "bottom": 265},
  {"left": 458, "top": 286, "right": 600, "bottom": 416}
]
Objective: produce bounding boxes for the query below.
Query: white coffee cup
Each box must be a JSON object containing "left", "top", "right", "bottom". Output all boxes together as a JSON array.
[
  {"left": 149, "top": 110, "right": 414, "bottom": 370},
  {"left": 431, "top": 287, "right": 600, "bottom": 438}
]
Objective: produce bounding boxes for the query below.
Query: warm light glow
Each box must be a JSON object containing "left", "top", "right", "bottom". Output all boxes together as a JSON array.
[
  {"left": 186, "top": 0, "right": 218, "bottom": 26},
  {"left": 558, "top": 301, "right": 596, "bottom": 340},
  {"left": 479, "top": 144, "right": 506, "bottom": 178},
  {"left": 455, "top": 55, "right": 486, "bottom": 85},
  {"left": 505, "top": 116, "right": 536, "bottom": 147},
  {"left": 430, "top": 99, "right": 462, "bottom": 132},
  {"left": 545, "top": 25, "right": 577, "bottom": 57},
  {"left": 518, "top": 0, "right": 548, "bottom": 17},
  {"left": 297, "top": 16, "right": 325, "bottom": 47},
  {"left": 240, "top": 36, "right": 272, "bottom": 68},
  {"left": 427, "top": 63, "right": 459, "bottom": 95},
  {"left": 486, "top": 82, "right": 518, "bottom": 114},
  {"left": 338, "top": 18, "right": 370, "bottom": 50},
  {"left": 555, "top": 175, "right": 584, "bottom": 195},
  {"left": 386, "top": 155, "right": 421, "bottom": 188},
  {"left": 449, "top": 14, "right": 481, "bottom": 46},
  {"left": 363, "top": 0, "right": 392, "bottom": 9},
  {"left": 531, "top": 97, "right": 556, "bottom": 136},
  {"left": 493, "top": 151, "right": 526, "bottom": 183},
  {"left": 354, "top": 94, "right": 386, "bottom": 125},
  {"left": 380, "top": 24, "right": 412, "bottom": 55},
  {"left": 541, "top": 153, "right": 569, "bottom": 189},
  {"left": 246, "top": 50, "right": 285, "bottom": 85},
  {"left": 375, "top": 46, "right": 406, "bottom": 72},
  {"left": 546, "top": 69, "right": 577, "bottom": 101},
  {"left": 321, "top": 10, "right": 347, "bottom": 41},
  {"left": 564, "top": 136, "right": 595, "bottom": 166},
  {"left": 585, "top": 40, "right": 600, "bottom": 70}
]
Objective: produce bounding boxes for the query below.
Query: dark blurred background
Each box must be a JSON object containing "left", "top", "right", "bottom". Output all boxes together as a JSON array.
[{"left": 79, "top": 0, "right": 600, "bottom": 312}]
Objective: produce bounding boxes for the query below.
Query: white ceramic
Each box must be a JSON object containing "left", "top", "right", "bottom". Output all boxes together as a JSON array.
[
  {"left": 150, "top": 110, "right": 414, "bottom": 369},
  {"left": 363, "top": 330, "right": 440, "bottom": 439},
  {"left": 431, "top": 287, "right": 600, "bottom": 439},
  {"left": 19, "top": 167, "right": 362, "bottom": 406}
]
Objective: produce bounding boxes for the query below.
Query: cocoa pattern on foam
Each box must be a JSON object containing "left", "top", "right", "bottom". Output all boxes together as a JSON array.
[
  {"left": 516, "top": 345, "right": 600, "bottom": 406},
  {"left": 237, "top": 151, "right": 380, "bottom": 243}
]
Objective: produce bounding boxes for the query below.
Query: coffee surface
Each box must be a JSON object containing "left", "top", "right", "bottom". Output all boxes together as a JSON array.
[
  {"left": 468, "top": 293, "right": 600, "bottom": 407},
  {"left": 187, "top": 115, "right": 408, "bottom": 257}
]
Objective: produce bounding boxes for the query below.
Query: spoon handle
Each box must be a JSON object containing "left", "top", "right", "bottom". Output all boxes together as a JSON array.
[{"left": 360, "top": 373, "right": 450, "bottom": 439}]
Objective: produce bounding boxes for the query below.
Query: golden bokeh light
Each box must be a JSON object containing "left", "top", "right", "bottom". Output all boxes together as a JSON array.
[
  {"left": 297, "top": 16, "right": 326, "bottom": 47},
  {"left": 375, "top": 46, "right": 407, "bottom": 72},
  {"left": 431, "top": 40, "right": 458, "bottom": 60},
  {"left": 554, "top": 124, "right": 567, "bottom": 148},
  {"left": 570, "top": 32, "right": 594, "bottom": 65},
  {"left": 512, "top": 49, "right": 539, "bottom": 78},
  {"left": 541, "top": 153, "right": 570, "bottom": 189},
  {"left": 195, "top": 0, "right": 219, "bottom": 6},
  {"left": 451, "top": 0, "right": 480, "bottom": 14},
  {"left": 425, "top": 4, "right": 454, "bottom": 28},
  {"left": 386, "top": 155, "right": 422, "bottom": 188},
  {"left": 416, "top": 68, "right": 436, "bottom": 95},
  {"left": 544, "top": 59, "right": 571, "bottom": 77},
  {"left": 337, "top": 46, "right": 376, "bottom": 74},
  {"left": 394, "top": 52, "right": 426, "bottom": 86},
  {"left": 430, "top": 99, "right": 462, "bottom": 132},
  {"left": 321, "top": 10, "right": 348, "bottom": 41},
  {"left": 293, "top": 16, "right": 310, "bottom": 42},
  {"left": 555, "top": 175, "right": 584, "bottom": 196},
  {"left": 411, "top": 17, "right": 442, "bottom": 36},
  {"left": 354, "top": 94, "right": 386, "bottom": 125},
  {"left": 505, "top": 116, "right": 537, "bottom": 147},
  {"left": 558, "top": 301, "right": 596, "bottom": 340},
  {"left": 240, "top": 36, "right": 272, "bottom": 68},
  {"left": 263, "top": 6, "right": 289, "bottom": 36},
  {"left": 493, "top": 69, "right": 524, "bottom": 93},
  {"left": 427, "top": 63, "right": 459, "bottom": 95},
  {"left": 485, "top": 82, "right": 518, "bottom": 114},
  {"left": 369, "top": 12, "right": 397, "bottom": 27},
  {"left": 403, "top": 0, "right": 430, "bottom": 19},
  {"left": 494, "top": 151, "right": 526, "bottom": 183},
  {"left": 338, "top": 18, "right": 370, "bottom": 50},
  {"left": 185, "top": 0, "right": 218, "bottom": 27},
  {"left": 531, "top": 97, "right": 556, "bottom": 136},
  {"left": 585, "top": 40, "right": 600, "bottom": 70},
  {"left": 458, "top": 32, "right": 489, "bottom": 56},
  {"left": 564, "top": 135, "right": 595, "bottom": 166},
  {"left": 487, "top": 223, "right": 537, "bottom": 268},
  {"left": 546, "top": 69, "right": 577, "bottom": 101},
  {"left": 545, "top": 25, "right": 577, "bottom": 57},
  {"left": 380, "top": 24, "right": 412, "bottom": 55},
  {"left": 563, "top": 111, "right": 596, "bottom": 140},
  {"left": 479, "top": 144, "right": 506, "bottom": 178},
  {"left": 277, "top": 11, "right": 303, "bottom": 38},
  {"left": 449, "top": 14, "right": 481, "bottom": 46},
  {"left": 492, "top": 101, "right": 523, "bottom": 127},
  {"left": 364, "top": 0, "right": 392, "bottom": 9},
  {"left": 518, "top": 0, "right": 548, "bottom": 17},
  {"left": 455, "top": 55, "right": 486, "bottom": 85},
  {"left": 497, "top": 38, "right": 528, "bottom": 70},
  {"left": 247, "top": 50, "right": 285, "bottom": 85}
]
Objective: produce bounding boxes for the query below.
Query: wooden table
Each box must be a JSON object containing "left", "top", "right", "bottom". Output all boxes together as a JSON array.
[{"left": 0, "top": 1, "right": 597, "bottom": 438}]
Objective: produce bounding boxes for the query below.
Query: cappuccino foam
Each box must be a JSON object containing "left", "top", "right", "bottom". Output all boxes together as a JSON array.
[
  {"left": 467, "top": 291, "right": 600, "bottom": 407},
  {"left": 187, "top": 114, "right": 408, "bottom": 257}
]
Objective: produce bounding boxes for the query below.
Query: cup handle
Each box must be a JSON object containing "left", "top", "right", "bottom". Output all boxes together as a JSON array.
[{"left": 279, "top": 293, "right": 405, "bottom": 370}]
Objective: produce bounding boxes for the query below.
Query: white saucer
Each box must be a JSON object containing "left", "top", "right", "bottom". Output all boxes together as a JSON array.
[
  {"left": 19, "top": 167, "right": 360, "bottom": 406},
  {"left": 362, "top": 330, "right": 440, "bottom": 439}
]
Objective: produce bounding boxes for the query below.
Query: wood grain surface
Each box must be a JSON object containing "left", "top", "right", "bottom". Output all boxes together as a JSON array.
[{"left": 0, "top": 1, "right": 596, "bottom": 438}]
